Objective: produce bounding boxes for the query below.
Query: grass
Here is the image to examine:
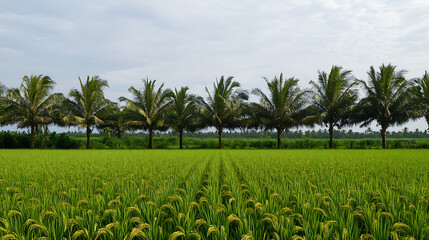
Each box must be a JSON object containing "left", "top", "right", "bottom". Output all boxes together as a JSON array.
[{"left": 0, "top": 150, "right": 428, "bottom": 239}]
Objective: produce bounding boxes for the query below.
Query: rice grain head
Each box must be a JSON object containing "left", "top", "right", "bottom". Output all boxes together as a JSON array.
[
  {"left": 71, "top": 228, "right": 89, "bottom": 240},
  {"left": 207, "top": 225, "right": 218, "bottom": 237},
  {"left": 125, "top": 228, "right": 146, "bottom": 240},
  {"left": 391, "top": 222, "right": 410, "bottom": 235},
  {"left": 168, "top": 231, "right": 185, "bottom": 240}
]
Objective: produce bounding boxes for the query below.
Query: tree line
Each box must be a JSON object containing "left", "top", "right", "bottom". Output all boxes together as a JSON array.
[{"left": 0, "top": 63, "right": 428, "bottom": 149}]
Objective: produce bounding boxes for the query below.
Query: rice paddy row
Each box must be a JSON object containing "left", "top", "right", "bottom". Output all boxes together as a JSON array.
[{"left": 0, "top": 150, "right": 429, "bottom": 239}]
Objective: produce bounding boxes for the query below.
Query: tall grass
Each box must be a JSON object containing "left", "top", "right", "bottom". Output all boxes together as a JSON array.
[{"left": 0, "top": 150, "right": 428, "bottom": 239}]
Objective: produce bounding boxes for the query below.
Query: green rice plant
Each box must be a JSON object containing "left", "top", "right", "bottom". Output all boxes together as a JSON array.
[{"left": 0, "top": 149, "right": 428, "bottom": 239}]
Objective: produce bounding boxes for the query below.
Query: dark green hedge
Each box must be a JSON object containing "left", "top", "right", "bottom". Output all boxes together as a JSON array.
[
  {"left": 0, "top": 131, "right": 81, "bottom": 149},
  {"left": 83, "top": 136, "right": 429, "bottom": 149},
  {"left": 1, "top": 131, "right": 429, "bottom": 149}
]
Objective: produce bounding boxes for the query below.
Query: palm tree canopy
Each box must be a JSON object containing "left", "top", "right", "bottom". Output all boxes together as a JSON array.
[
  {"left": 310, "top": 66, "right": 358, "bottom": 127},
  {"left": 354, "top": 64, "right": 418, "bottom": 127},
  {"left": 165, "top": 86, "right": 200, "bottom": 132},
  {"left": 251, "top": 73, "right": 307, "bottom": 131},
  {"left": 63, "top": 75, "right": 110, "bottom": 129},
  {"left": 1, "top": 75, "right": 62, "bottom": 128},
  {"left": 415, "top": 71, "right": 429, "bottom": 100},
  {"left": 0, "top": 82, "right": 7, "bottom": 116},
  {"left": 0, "top": 82, "right": 6, "bottom": 96},
  {"left": 96, "top": 102, "right": 121, "bottom": 127},
  {"left": 412, "top": 71, "right": 429, "bottom": 124},
  {"left": 119, "top": 78, "right": 171, "bottom": 130},
  {"left": 196, "top": 76, "right": 248, "bottom": 130}
]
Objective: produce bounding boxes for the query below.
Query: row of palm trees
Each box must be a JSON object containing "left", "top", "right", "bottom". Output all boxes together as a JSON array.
[{"left": 0, "top": 63, "right": 428, "bottom": 149}]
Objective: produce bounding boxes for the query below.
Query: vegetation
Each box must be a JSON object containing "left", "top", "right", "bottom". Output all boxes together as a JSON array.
[
  {"left": 97, "top": 104, "right": 128, "bottom": 139},
  {"left": 165, "top": 87, "right": 200, "bottom": 149},
  {"left": 0, "top": 64, "right": 428, "bottom": 149},
  {"left": 0, "top": 75, "right": 62, "bottom": 149},
  {"left": 2, "top": 130, "right": 429, "bottom": 149},
  {"left": 354, "top": 64, "right": 420, "bottom": 149},
  {"left": 413, "top": 71, "right": 429, "bottom": 129},
  {"left": 197, "top": 76, "right": 248, "bottom": 149},
  {"left": 252, "top": 74, "right": 307, "bottom": 149},
  {"left": 0, "top": 150, "right": 428, "bottom": 239},
  {"left": 63, "top": 76, "right": 111, "bottom": 149},
  {"left": 119, "top": 78, "right": 171, "bottom": 149},
  {"left": 309, "top": 66, "right": 358, "bottom": 148}
]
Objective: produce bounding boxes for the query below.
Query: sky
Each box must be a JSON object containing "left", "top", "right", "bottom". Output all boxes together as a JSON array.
[{"left": 0, "top": 0, "right": 428, "bottom": 133}]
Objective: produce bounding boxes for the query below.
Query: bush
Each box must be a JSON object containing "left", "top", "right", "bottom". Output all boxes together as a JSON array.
[{"left": 1, "top": 131, "right": 429, "bottom": 149}]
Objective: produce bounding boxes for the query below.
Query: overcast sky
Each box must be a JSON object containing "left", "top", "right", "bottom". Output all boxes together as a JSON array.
[{"left": 1, "top": 0, "right": 428, "bottom": 132}]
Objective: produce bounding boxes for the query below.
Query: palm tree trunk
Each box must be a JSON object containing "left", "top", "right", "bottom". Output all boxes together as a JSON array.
[
  {"left": 329, "top": 123, "right": 334, "bottom": 149},
  {"left": 30, "top": 125, "right": 35, "bottom": 149},
  {"left": 148, "top": 129, "right": 153, "bottom": 149},
  {"left": 277, "top": 128, "right": 283, "bottom": 149},
  {"left": 218, "top": 127, "right": 223, "bottom": 149},
  {"left": 381, "top": 126, "right": 387, "bottom": 149},
  {"left": 86, "top": 126, "right": 91, "bottom": 149},
  {"left": 179, "top": 129, "right": 184, "bottom": 149},
  {"left": 116, "top": 127, "right": 122, "bottom": 139}
]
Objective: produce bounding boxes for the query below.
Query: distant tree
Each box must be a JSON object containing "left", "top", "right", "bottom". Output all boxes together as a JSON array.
[
  {"left": 63, "top": 76, "right": 111, "bottom": 149},
  {"left": 1, "top": 75, "right": 62, "bottom": 149},
  {"left": 119, "top": 78, "right": 171, "bottom": 149},
  {"left": 252, "top": 73, "right": 307, "bottom": 149},
  {"left": 165, "top": 87, "right": 200, "bottom": 149},
  {"left": 309, "top": 66, "right": 358, "bottom": 148},
  {"left": 353, "top": 64, "right": 419, "bottom": 149},
  {"left": 196, "top": 76, "right": 248, "bottom": 149},
  {"left": 412, "top": 71, "right": 429, "bottom": 129},
  {"left": 96, "top": 103, "right": 129, "bottom": 139}
]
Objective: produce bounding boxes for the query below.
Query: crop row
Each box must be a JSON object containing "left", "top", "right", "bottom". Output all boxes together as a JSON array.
[{"left": 0, "top": 150, "right": 429, "bottom": 239}]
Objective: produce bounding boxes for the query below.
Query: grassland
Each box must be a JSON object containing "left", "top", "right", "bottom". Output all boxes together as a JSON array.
[{"left": 0, "top": 150, "right": 428, "bottom": 239}]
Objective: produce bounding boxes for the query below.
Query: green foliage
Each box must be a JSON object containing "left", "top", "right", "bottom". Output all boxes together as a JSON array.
[
  {"left": 197, "top": 76, "right": 248, "bottom": 148},
  {"left": 0, "top": 131, "right": 30, "bottom": 148},
  {"left": 412, "top": 71, "right": 429, "bottom": 129},
  {"left": 97, "top": 104, "right": 129, "bottom": 139},
  {"left": 0, "top": 75, "right": 62, "bottom": 148},
  {"left": 0, "top": 150, "right": 428, "bottom": 239},
  {"left": 354, "top": 64, "right": 420, "bottom": 148},
  {"left": 165, "top": 87, "right": 200, "bottom": 149},
  {"left": 0, "top": 132, "right": 81, "bottom": 149},
  {"left": 1, "top": 131, "right": 429, "bottom": 149},
  {"left": 309, "top": 66, "right": 358, "bottom": 148},
  {"left": 1, "top": 67, "right": 429, "bottom": 150},
  {"left": 63, "top": 75, "right": 111, "bottom": 149},
  {"left": 251, "top": 73, "right": 307, "bottom": 148},
  {"left": 119, "top": 78, "right": 171, "bottom": 149}
]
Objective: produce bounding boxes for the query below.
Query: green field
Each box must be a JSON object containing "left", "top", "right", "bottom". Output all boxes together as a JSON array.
[{"left": 0, "top": 150, "right": 429, "bottom": 239}]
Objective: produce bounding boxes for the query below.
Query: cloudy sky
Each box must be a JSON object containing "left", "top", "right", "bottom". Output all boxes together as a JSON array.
[{"left": 1, "top": 0, "right": 428, "bottom": 132}]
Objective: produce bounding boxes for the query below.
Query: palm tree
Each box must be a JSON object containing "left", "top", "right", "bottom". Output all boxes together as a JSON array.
[
  {"left": 0, "top": 82, "right": 7, "bottom": 116},
  {"left": 197, "top": 76, "right": 248, "bottom": 149},
  {"left": 412, "top": 71, "right": 429, "bottom": 129},
  {"left": 309, "top": 66, "right": 358, "bottom": 148},
  {"left": 119, "top": 78, "right": 171, "bottom": 149},
  {"left": 0, "top": 82, "right": 5, "bottom": 95},
  {"left": 252, "top": 74, "right": 307, "bottom": 149},
  {"left": 354, "top": 64, "right": 418, "bottom": 149},
  {"left": 1, "top": 75, "right": 62, "bottom": 149},
  {"left": 63, "top": 76, "right": 110, "bottom": 149},
  {"left": 96, "top": 103, "right": 128, "bottom": 139},
  {"left": 165, "top": 87, "right": 200, "bottom": 149}
]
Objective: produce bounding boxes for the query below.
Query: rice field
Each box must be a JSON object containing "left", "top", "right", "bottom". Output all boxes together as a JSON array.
[{"left": 0, "top": 150, "right": 429, "bottom": 240}]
